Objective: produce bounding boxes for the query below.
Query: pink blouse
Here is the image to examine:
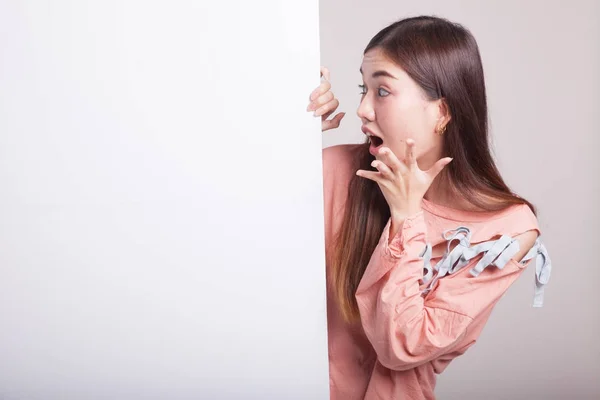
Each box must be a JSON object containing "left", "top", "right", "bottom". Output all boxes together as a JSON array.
[{"left": 322, "top": 144, "right": 552, "bottom": 400}]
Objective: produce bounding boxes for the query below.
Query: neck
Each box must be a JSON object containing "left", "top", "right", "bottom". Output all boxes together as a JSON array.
[
  {"left": 424, "top": 176, "right": 449, "bottom": 204},
  {"left": 423, "top": 170, "right": 462, "bottom": 209}
]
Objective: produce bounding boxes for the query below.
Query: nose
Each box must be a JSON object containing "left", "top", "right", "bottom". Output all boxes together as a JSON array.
[{"left": 357, "top": 95, "right": 375, "bottom": 122}]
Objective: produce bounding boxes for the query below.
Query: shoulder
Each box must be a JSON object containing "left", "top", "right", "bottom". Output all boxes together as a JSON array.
[
  {"left": 322, "top": 143, "right": 363, "bottom": 189},
  {"left": 500, "top": 203, "right": 541, "bottom": 263},
  {"left": 321, "top": 144, "right": 364, "bottom": 251},
  {"left": 321, "top": 143, "right": 364, "bottom": 229},
  {"left": 322, "top": 143, "right": 362, "bottom": 171},
  {"left": 512, "top": 229, "right": 539, "bottom": 263},
  {"left": 448, "top": 202, "right": 541, "bottom": 264}
]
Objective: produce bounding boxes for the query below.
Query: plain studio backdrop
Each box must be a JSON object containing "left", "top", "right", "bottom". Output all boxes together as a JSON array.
[
  {"left": 319, "top": 0, "right": 599, "bottom": 399},
  {"left": 0, "top": 1, "right": 328, "bottom": 399},
  {"left": 0, "top": 0, "right": 598, "bottom": 400}
]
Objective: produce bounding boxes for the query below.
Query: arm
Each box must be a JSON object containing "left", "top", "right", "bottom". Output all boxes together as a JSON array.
[{"left": 355, "top": 210, "right": 538, "bottom": 371}]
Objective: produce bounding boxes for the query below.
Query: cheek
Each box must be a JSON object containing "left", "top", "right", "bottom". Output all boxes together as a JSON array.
[
  {"left": 379, "top": 99, "right": 426, "bottom": 140},
  {"left": 378, "top": 100, "right": 435, "bottom": 160}
]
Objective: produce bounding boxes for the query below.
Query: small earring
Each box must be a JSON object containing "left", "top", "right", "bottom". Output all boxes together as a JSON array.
[{"left": 436, "top": 125, "right": 446, "bottom": 135}]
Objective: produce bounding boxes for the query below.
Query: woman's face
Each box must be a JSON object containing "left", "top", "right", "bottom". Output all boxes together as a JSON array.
[{"left": 357, "top": 47, "right": 447, "bottom": 170}]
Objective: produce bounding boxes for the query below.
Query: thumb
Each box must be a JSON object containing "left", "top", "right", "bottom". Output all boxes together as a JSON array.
[
  {"left": 334, "top": 112, "right": 346, "bottom": 122},
  {"left": 428, "top": 157, "right": 453, "bottom": 180},
  {"left": 321, "top": 112, "right": 345, "bottom": 132},
  {"left": 323, "top": 111, "right": 345, "bottom": 125}
]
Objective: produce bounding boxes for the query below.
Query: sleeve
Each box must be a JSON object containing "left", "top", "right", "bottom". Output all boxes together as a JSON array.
[{"left": 354, "top": 210, "right": 540, "bottom": 371}]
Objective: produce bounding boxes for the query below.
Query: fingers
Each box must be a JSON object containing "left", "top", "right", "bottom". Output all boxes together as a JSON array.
[
  {"left": 321, "top": 112, "right": 346, "bottom": 132},
  {"left": 308, "top": 83, "right": 334, "bottom": 115},
  {"left": 308, "top": 66, "right": 344, "bottom": 130},
  {"left": 355, "top": 169, "right": 382, "bottom": 182},
  {"left": 377, "top": 147, "right": 407, "bottom": 175},
  {"left": 320, "top": 66, "right": 330, "bottom": 82},
  {"left": 356, "top": 159, "right": 394, "bottom": 183},
  {"left": 309, "top": 80, "right": 331, "bottom": 103},
  {"left": 321, "top": 101, "right": 338, "bottom": 120},
  {"left": 316, "top": 98, "right": 339, "bottom": 119},
  {"left": 371, "top": 159, "right": 394, "bottom": 180},
  {"left": 405, "top": 139, "right": 417, "bottom": 168},
  {"left": 309, "top": 91, "right": 334, "bottom": 114},
  {"left": 427, "top": 157, "right": 454, "bottom": 180}
]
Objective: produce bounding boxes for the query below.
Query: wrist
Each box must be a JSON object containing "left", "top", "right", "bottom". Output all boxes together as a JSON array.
[
  {"left": 388, "top": 207, "right": 425, "bottom": 247},
  {"left": 391, "top": 206, "right": 423, "bottom": 222}
]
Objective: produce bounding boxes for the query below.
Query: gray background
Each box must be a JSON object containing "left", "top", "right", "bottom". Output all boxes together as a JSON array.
[
  {"left": 0, "top": 1, "right": 328, "bottom": 399},
  {"left": 319, "top": 0, "right": 599, "bottom": 398}
]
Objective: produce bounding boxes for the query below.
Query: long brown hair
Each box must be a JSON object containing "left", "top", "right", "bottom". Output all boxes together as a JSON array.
[{"left": 331, "top": 16, "right": 537, "bottom": 324}]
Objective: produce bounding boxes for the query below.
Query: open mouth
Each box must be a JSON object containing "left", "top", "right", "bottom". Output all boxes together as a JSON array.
[{"left": 369, "top": 135, "right": 383, "bottom": 147}]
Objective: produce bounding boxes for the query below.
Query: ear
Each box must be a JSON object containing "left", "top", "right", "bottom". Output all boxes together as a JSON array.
[
  {"left": 436, "top": 98, "right": 451, "bottom": 126},
  {"left": 426, "top": 97, "right": 451, "bottom": 132}
]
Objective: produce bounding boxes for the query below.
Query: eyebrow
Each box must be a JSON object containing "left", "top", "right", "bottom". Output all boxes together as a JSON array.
[{"left": 359, "top": 67, "right": 398, "bottom": 80}]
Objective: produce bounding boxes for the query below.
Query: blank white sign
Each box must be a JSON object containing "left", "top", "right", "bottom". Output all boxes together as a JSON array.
[{"left": 0, "top": 1, "right": 328, "bottom": 399}]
